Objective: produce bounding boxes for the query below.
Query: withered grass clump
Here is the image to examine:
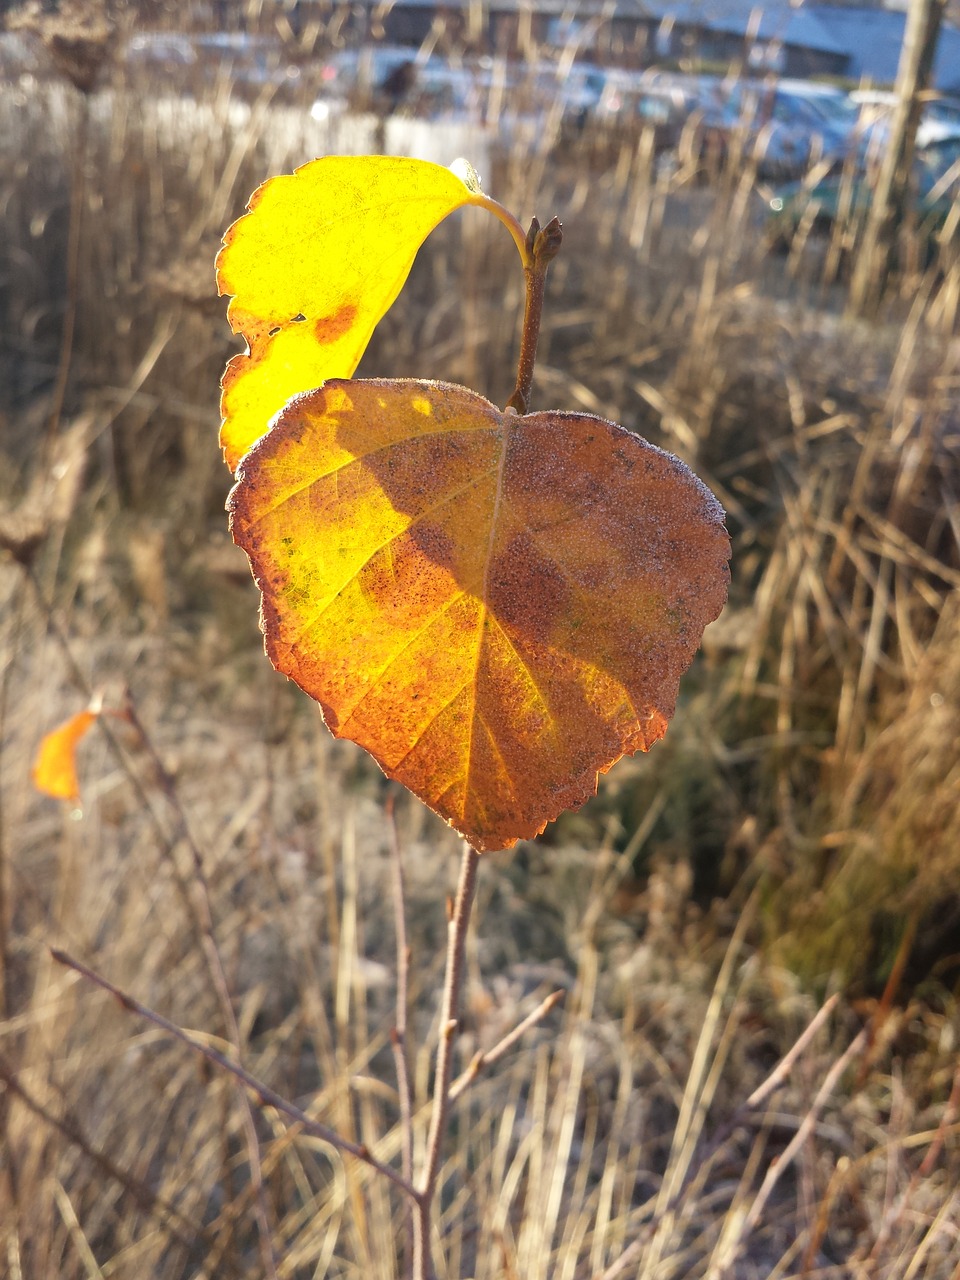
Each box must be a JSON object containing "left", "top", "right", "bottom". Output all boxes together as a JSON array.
[{"left": 2, "top": 26, "right": 960, "bottom": 1279}]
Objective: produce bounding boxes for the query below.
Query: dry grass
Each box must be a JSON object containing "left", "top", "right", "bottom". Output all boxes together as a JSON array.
[{"left": 1, "top": 12, "right": 960, "bottom": 1278}]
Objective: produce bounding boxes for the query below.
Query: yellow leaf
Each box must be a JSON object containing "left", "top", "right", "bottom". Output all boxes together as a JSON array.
[
  {"left": 229, "top": 379, "right": 730, "bottom": 852},
  {"left": 32, "top": 709, "right": 98, "bottom": 802},
  {"left": 216, "top": 155, "right": 492, "bottom": 472}
]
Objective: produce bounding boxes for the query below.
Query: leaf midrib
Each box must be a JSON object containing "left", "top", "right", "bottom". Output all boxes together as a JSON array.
[{"left": 461, "top": 413, "right": 514, "bottom": 829}]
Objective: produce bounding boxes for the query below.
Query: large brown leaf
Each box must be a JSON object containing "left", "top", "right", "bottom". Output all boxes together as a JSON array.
[{"left": 229, "top": 378, "right": 730, "bottom": 851}]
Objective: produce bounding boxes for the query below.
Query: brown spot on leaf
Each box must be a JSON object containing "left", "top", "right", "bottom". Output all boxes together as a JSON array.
[{"left": 315, "top": 303, "right": 358, "bottom": 345}]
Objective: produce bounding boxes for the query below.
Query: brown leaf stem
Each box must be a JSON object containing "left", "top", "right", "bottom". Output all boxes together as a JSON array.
[{"left": 472, "top": 192, "right": 534, "bottom": 269}]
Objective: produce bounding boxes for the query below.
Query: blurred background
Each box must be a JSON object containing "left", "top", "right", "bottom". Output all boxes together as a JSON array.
[{"left": 1, "top": 1, "right": 959, "bottom": 1276}]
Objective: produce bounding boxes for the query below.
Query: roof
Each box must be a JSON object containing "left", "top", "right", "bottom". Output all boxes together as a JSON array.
[
  {"left": 807, "top": 6, "right": 960, "bottom": 90},
  {"left": 643, "top": 2, "right": 846, "bottom": 54}
]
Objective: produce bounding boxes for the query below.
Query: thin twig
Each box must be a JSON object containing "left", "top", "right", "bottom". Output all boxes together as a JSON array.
[
  {"left": 756, "top": 998, "right": 843, "bottom": 1108},
  {"left": 856, "top": 911, "right": 918, "bottom": 1089},
  {"left": 591, "top": 995, "right": 847, "bottom": 1280},
  {"left": 23, "top": 565, "right": 206, "bottom": 895},
  {"left": 593, "top": 1227, "right": 651, "bottom": 1280},
  {"left": 0, "top": 582, "right": 28, "bottom": 1023},
  {"left": 673, "top": 994, "right": 843, "bottom": 1216},
  {"left": 50, "top": 947, "right": 418, "bottom": 1200},
  {"left": 387, "top": 798, "right": 415, "bottom": 1277},
  {"left": 711, "top": 1026, "right": 868, "bottom": 1278},
  {"left": 0, "top": 1052, "right": 201, "bottom": 1252},
  {"left": 448, "top": 988, "right": 565, "bottom": 1103},
  {"left": 412, "top": 841, "right": 482, "bottom": 1280},
  {"left": 116, "top": 691, "right": 279, "bottom": 1278},
  {"left": 865, "top": 1057, "right": 960, "bottom": 1268}
]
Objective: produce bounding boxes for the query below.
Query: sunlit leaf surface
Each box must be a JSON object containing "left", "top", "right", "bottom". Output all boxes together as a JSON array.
[
  {"left": 216, "top": 155, "right": 486, "bottom": 471},
  {"left": 229, "top": 379, "right": 730, "bottom": 851},
  {"left": 32, "top": 710, "right": 98, "bottom": 802}
]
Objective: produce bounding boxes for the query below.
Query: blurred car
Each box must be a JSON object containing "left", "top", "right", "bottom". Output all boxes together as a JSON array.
[
  {"left": 589, "top": 68, "right": 694, "bottom": 151},
  {"left": 312, "top": 44, "right": 422, "bottom": 114},
  {"left": 778, "top": 80, "right": 860, "bottom": 151},
  {"left": 192, "top": 32, "right": 298, "bottom": 90},
  {"left": 122, "top": 31, "right": 302, "bottom": 98},
  {"left": 851, "top": 89, "right": 960, "bottom": 150},
  {"left": 693, "top": 78, "right": 855, "bottom": 178},
  {"left": 443, "top": 56, "right": 605, "bottom": 142},
  {"left": 766, "top": 130, "right": 960, "bottom": 253},
  {"left": 505, "top": 59, "right": 605, "bottom": 133},
  {"left": 123, "top": 33, "right": 198, "bottom": 69},
  {"left": 406, "top": 62, "right": 478, "bottom": 120}
]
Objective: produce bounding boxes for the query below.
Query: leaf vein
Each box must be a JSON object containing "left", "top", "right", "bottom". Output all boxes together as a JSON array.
[
  {"left": 487, "top": 615, "right": 558, "bottom": 737},
  {"left": 388, "top": 676, "right": 473, "bottom": 775},
  {"left": 247, "top": 421, "right": 498, "bottom": 526},
  {"left": 475, "top": 711, "right": 519, "bottom": 806},
  {"left": 339, "top": 588, "right": 473, "bottom": 730},
  {"left": 462, "top": 419, "right": 512, "bottom": 823}
]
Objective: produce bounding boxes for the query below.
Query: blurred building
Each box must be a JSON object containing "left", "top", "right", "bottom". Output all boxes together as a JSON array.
[{"left": 296, "top": 0, "right": 960, "bottom": 89}]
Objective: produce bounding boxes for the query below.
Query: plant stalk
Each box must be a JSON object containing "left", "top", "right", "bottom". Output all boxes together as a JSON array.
[
  {"left": 411, "top": 841, "right": 482, "bottom": 1280},
  {"left": 387, "top": 799, "right": 416, "bottom": 1275},
  {"left": 506, "top": 216, "right": 563, "bottom": 414}
]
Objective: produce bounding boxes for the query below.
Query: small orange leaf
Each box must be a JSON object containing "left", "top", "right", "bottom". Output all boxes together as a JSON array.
[
  {"left": 32, "top": 709, "right": 98, "bottom": 802},
  {"left": 216, "top": 155, "right": 489, "bottom": 471},
  {"left": 229, "top": 379, "right": 730, "bottom": 852}
]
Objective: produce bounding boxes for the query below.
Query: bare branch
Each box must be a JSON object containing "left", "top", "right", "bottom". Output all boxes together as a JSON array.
[
  {"left": 387, "top": 797, "right": 415, "bottom": 1277},
  {"left": 0, "top": 1052, "right": 201, "bottom": 1251},
  {"left": 411, "top": 841, "right": 481, "bottom": 1280},
  {"left": 50, "top": 947, "right": 418, "bottom": 1201},
  {"left": 448, "top": 988, "right": 565, "bottom": 1103},
  {"left": 710, "top": 1026, "right": 868, "bottom": 1277}
]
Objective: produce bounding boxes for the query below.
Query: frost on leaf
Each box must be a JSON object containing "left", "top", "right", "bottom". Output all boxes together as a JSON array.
[
  {"left": 228, "top": 379, "right": 731, "bottom": 852},
  {"left": 216, "top": 155, "right": 488, "bottom": 471}
]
